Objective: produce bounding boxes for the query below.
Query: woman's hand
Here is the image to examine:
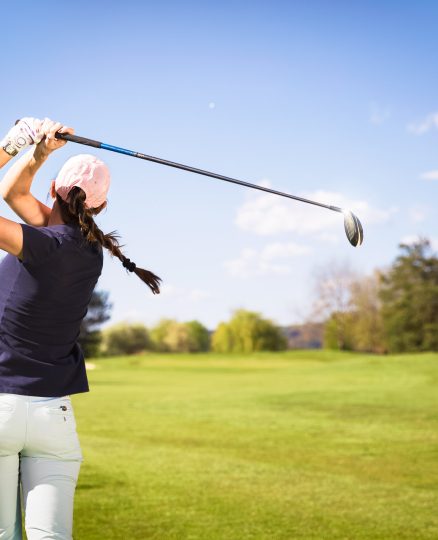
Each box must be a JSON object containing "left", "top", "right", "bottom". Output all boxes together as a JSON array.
[
  {"left": 0, "top": 117, "right": 44, "bottom": 157},
  {"left": 34, "top": 119, "right": 74, "bottom": 160}
]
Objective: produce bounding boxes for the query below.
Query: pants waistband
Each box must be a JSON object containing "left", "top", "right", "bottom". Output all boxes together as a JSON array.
[{"left": 0, "top": 393, "right": 71, "bottom": 403}]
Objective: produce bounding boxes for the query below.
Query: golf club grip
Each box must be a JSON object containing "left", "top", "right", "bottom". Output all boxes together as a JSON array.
[{"left": 55, "top": 132, "right": 102, "bottom": 149}]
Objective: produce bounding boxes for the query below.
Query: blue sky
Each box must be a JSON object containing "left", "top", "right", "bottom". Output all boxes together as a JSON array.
[{"left": 1, "top": 1, "right": 437, "bottom": 330}]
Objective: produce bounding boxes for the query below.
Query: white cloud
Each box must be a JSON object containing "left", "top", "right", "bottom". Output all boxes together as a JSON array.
[
  {"left": 114, "top": 309, "right": 148, "bottom": 324},
  {"left": 401, "top": 234, "right": 421, "bottom": 245},
  {"left": 408, "top": 205, "right": 427, "bottom": 223},
  {"left": 401, "top": 235, "right": 438, "bottom": 251},
  {"left": 420, "top": 170, "right": 438, "bottom": 181},
  {"left": 407, "top": 112, "right": 438, "bottom": 135},
  {"left": 235, "top": 190, "right": 395, "bottom": 237},
  {"left": 223, "top": 242, "right": 311, "bottom": 278},
  {"left": 261, "top": 242, "right": 310, "bottom": 260},
  {"left": 369, "top": 102, "right": 390, "bottom": 125},
  {"left": 316, "top": 232, "right": 340, "bottom": 244},
  {"left": 256, "top": 179, "right": 273, "bottom": 188},
  {"left": 190, "top": 289, "right": 213, "bottom": 301},
  {"left": 160, "top": 284, "right": 213, "bottom": 301}
]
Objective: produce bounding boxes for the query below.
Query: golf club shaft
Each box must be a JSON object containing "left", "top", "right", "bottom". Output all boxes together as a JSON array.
[{"left": 55, "top": 132, "right": 343, "bottom": 214}]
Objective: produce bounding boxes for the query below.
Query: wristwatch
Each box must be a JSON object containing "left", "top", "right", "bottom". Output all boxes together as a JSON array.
[
  {"left": 2, "top": 134, "right": 27, "bottom": 157},
  {"left": 2, "top": 141, "right": 19, "bottom": 156}
]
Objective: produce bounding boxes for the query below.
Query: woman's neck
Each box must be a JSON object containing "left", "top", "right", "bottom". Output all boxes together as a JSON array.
[{"left": 47, "top": 202, "right": 67, "bottom": 226}]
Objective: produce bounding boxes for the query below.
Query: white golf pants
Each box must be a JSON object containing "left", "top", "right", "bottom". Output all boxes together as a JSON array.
[{"left": 0, "top": 393, "right": 83, "bottom": 540}]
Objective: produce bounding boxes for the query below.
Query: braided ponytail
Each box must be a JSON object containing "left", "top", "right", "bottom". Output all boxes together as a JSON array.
[{"left": 56, "top": 187, "right": 161, "bottom": 295}]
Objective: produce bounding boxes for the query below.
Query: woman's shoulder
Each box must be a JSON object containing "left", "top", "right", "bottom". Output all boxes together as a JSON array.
[
  {"left": 44, "top": 223, "right": 81, "bottom": 239},
  {"left": 22, "top": 223, "right": 79, "bottom": 244},
  {"left": 20, "top": 222, "right": 103, "bottom": 267}
]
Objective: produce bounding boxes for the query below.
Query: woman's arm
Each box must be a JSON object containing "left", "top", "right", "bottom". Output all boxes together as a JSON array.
[
  {"left": 0, "top": 148, "right": 14, "bottom": 169},
  {"left": 0, "top": 148, "right": 53, "bottom": 226},
  {"left": 0, "top": 118, "right": 46, "bottom": 257},
  {"left": 0, "top": 121, "right": 74, "bottom": 226},
  {"left": 0, "top": 119, "right": 73, "bottom": 258},
  {"left": 0, "top": 215, "right": 24, "bottom": 259}
]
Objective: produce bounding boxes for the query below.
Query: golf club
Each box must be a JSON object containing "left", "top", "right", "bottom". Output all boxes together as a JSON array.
[{"left": 54, "top": 131, "right": 364, "bottom": 247}]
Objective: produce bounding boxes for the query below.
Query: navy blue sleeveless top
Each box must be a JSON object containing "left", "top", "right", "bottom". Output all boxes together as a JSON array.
[{"left": 0, "top": 222, "right": 103, "bottom": 397}]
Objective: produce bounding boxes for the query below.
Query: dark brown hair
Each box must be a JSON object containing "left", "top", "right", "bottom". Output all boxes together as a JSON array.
[{"left": 56, "top": 186, "right": 161, "bottom": 295}]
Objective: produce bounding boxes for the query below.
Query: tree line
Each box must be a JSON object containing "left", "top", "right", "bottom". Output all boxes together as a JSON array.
[
  {"left": 79, "top": 308, "right": 287, "bottom": 357},
  {"left": 321, "top": 239, "right": 438, "bottom": 353},
  {"left": 79, "top": 238, "right": 438, "bottom": 357}
]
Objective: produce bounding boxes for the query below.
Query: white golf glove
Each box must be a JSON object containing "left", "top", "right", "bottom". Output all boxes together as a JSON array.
[{"left": 1, "top": 117, "right": 44, "bottom": 156}]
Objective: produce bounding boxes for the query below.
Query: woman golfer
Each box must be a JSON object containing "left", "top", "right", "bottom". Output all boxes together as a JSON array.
[{"left": 0, "top": 118, "right": 161, "bottom": 539}]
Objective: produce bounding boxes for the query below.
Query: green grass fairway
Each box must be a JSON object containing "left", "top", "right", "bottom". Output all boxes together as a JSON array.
[{"left": 71, "top": 351, "right": 438, "bottom": 539}]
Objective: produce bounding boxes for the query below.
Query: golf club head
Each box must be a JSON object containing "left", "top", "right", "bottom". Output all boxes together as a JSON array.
[{"left": 343, "top": 210, "right": 364, "bottom": 247}]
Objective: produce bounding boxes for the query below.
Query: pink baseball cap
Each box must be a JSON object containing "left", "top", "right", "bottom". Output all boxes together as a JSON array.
[{"left": 55, "top": 154, "right": 111, "bottom": 209}]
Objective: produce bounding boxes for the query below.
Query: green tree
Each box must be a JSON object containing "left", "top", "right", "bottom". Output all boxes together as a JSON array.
[
  {"left": 101, "top": 323, "right": 151, "bottom": 356},
  {"left": 186, "top": 320, "right": 210, "bottom": 352},
  {"left": 150, "top": 319, "right": 211, "bottom": 353},
  {"left": 212, "top": 322, "right": 234, "bottom": 353},
  {"left": 78, "top": 290, "right": 112, "bottom": 358},
  {"left": 163, "top": 321, "right": 191, "bottom": 352},
  {"left": 149, "top": 319, "right": 176, "bottom": 352},
  {"left": 212, "top": 309, "right": 287, "bottom": 353},
  {"left": 379, "top": 239, "right": 438, "bottom": 352},
  {"left": 348, "top": 272, "right": 386, "bottom": 353},
  {"left": 323, "top": 311, "right": 356, "bottom": 350},
  {"left": 311, "top": 262, "right": 356, "bottom": 351}
]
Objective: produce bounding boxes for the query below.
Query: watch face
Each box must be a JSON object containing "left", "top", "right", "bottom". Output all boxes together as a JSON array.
[
  {"left": 16, "top": 136, "right": 27, "bottom": 148},
  {"left": 3, "top": 143, "right": 18, "bottom": 156}
]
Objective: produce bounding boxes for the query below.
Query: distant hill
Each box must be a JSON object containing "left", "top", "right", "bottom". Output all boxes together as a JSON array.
[{"left": 280, "top": 323, "right": 324, "bottom": 349}]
